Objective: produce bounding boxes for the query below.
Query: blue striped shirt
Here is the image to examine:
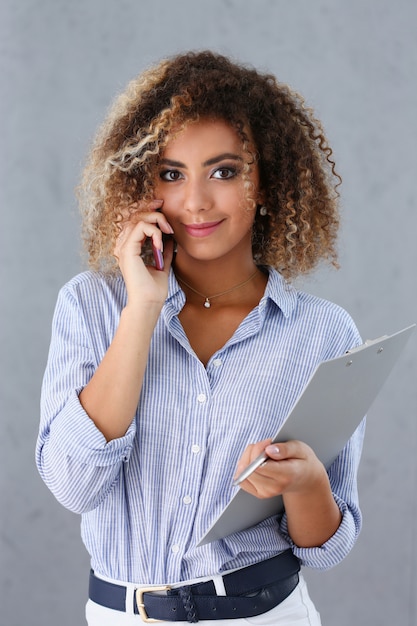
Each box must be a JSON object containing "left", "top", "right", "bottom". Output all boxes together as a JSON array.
[{"left": 36, "top": 268, "right": 365, "bottom": 584}]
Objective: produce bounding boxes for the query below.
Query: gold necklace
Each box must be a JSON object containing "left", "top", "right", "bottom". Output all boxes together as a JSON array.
[{"left": 176, "top": 269, "right": 259, "bottom": 308}]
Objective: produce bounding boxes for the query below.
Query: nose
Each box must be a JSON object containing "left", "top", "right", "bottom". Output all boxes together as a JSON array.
[{"left": 182, "top": 178, "right": 212, "bottom": 214}]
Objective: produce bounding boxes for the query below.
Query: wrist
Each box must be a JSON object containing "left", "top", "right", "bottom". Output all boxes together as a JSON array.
[
  {"left": 121, "top": 300, "right": 163, "bottom": 328},
  {"left": 283, "top": 463, "right": 330, "bottom": 503}
]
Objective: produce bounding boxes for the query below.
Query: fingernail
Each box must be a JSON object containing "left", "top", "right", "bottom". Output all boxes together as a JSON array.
[{"left": 266, "top": 445, "right": 280, "bottom": 457}]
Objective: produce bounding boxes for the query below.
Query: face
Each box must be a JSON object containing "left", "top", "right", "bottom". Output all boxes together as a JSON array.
[{"left": 153, "top": 118, "right": 261, "bottom": 266}]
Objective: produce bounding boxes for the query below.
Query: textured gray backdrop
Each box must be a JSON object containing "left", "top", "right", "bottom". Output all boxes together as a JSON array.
[{"left": 1, "top": 1, "right": 416, "bottom": 625}]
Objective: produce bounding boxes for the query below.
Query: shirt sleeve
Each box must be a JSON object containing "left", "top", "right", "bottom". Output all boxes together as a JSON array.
[
  {"left": 278, "top": 414, "right": 366, "bottom": 570},
  {"left": 36, "top": 278, "right": 136, "bottom": 514},
  {"left": 277, "top": 304, "right": 366, "bottom": 569}
]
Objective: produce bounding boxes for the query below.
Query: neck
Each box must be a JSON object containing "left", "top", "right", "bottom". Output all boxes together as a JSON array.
[{"left": 173, "top": 256, "right": 258, "bottom": 297}]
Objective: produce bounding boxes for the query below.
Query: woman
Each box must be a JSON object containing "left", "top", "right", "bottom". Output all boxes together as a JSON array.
[{"left": 37, "top": 51, "right": 365, "bottom": 625}]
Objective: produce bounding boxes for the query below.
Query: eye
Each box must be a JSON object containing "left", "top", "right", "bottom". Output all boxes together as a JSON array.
[
  {"left": 159, "top": 169, "right": 183, "bottom": 182},
  {"left": 212, "top": 167, "right": 237, "bottom": 180}
]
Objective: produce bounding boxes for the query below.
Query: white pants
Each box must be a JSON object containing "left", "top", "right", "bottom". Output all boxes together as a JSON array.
[{"left": 85, "top": 574, "right": 321, "bottom": 625}]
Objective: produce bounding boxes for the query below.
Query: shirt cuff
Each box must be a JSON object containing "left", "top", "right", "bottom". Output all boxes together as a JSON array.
[
  {"left": 279, "top": 494, "right": 361, "bottom": 570},
  {"left": 48, "top": 389, "right": 136, "bottom": 466}
]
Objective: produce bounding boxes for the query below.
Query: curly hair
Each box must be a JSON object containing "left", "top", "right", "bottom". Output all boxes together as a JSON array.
[{"left": 78, "top": 50, "right": 341, "bottom": 279}]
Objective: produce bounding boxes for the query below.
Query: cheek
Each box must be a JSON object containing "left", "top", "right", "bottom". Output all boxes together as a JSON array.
[
  {"left": 158, "top": 200, "right": 182, "bottom": 232},
  {"left": 153, "top": 182, "right": 169, "bottom": 202},
  {"left": 154, "top": 186, "right": 180, "bottom": 215},
  {"left": 240, "top": 204, "right": 257, "bottom": 228}
]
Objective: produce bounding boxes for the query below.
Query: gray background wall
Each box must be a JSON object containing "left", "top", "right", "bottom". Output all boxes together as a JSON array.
[{"left": 1, "top": 1, "right": 416, "bottom": 624}]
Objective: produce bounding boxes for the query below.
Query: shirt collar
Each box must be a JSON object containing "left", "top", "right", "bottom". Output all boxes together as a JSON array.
[
  {"left": 165, "top": 270, "right": 186, "bottom": 313},
  {"left": 259, "top": 267, "right": 298, "bottom": 319}
]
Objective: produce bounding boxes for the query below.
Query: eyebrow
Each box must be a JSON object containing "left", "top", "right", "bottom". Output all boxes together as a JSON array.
[
  {"left": 159, "top": 153, "right": 243, "bottom": 169},
  {"left": 204, "top": 153, "right": 243, "bottom": 167}
]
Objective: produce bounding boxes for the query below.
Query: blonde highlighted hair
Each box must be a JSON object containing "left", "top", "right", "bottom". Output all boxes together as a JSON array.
[{"left": 78, "top": 50, "right": 341, "bottom": 279}]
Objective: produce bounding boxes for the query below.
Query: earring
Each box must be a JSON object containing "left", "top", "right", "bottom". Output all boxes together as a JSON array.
[{"left": 259, "top": 206, "right": 268, "bottom": 216}]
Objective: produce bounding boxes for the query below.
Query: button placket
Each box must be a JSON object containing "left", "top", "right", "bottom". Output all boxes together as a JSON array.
[{"left": 177, "top": 392, "right": 207, "bottom": 531}]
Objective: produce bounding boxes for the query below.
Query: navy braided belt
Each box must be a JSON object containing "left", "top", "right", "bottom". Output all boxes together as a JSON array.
[{"left": 89, "top": 550, "right": 301, "bottom": 622}]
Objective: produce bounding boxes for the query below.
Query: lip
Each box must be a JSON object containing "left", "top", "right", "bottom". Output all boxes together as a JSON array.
[{"left": 183, "top": 220, "right": 224, "bottom": 238}]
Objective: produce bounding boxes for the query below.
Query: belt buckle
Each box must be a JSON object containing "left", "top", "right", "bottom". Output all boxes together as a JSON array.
[{"left": 136, "top": 585, "right": 172, "bottom": 623}]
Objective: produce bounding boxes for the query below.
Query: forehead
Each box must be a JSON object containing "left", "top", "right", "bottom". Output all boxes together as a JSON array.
[{"left": 163, "top": 118, "right": 243, "bottom": 155}]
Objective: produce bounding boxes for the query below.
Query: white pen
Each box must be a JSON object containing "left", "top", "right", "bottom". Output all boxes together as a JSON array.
[{"left": 233, "top": 451, "right": 269, "bottom": 487}]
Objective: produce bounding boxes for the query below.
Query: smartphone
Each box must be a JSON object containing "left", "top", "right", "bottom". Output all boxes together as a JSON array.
[{"left": 152, "top": 241, "right": 164, "bottom": 271}]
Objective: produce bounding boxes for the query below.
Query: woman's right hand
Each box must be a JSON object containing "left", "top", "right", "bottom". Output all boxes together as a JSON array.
[
  {"left": 79, "top": 200, "right": 174, "bottom": 442},
  {"left": 113, "top": 199, "right": 175, "bottom": 308}
]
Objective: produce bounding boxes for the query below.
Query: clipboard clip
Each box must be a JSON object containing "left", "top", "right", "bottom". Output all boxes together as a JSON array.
[{"left": 346, "top": 335, "right": 388, "bottom": 355}]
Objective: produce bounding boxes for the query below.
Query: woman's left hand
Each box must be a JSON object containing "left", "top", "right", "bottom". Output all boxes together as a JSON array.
[
  {"left": 234, "top": 439, "right": 342, "bottom": 547},
  {"left": 234, "top": 438, "right": 328, "bottom": 500}
]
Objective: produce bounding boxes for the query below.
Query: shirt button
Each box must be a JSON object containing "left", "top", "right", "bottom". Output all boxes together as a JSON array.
[
  {"left": 171, "top": 544, "right": 180, "bottom": 554},
  {"left": 213, "top": 358, "right": 222, "bottom": 368},
  {"left": 197, "top": 393, "right": 207, "bottom": 403},
  {"left": 191, "top": 444, "right": 201, "bottom": 454},
  {"left": 183, "top": 495, "right": 192, "bottom": 505}
]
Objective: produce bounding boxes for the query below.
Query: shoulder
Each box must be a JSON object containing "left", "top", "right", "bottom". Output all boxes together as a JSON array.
[
  {"left": 56, "top": 271, "right": 126, "bottom": 316},
  {"left": 294, "top": 290, "right": 362, "bottom": 356},
  {"left": 267, "top": 268, "right": 355, "bottom": 325},
  {"left": 60, "top": 270, "right": 125, "bottom": 299},
  {"left": 296, "top": 289, "right": 353, "bottom": 321},
  {"left": 295, "top": 289, "right": 355, "bottom": 324},
  {"left": 266, "top": 268, "right": 361, "bottom": 355}
]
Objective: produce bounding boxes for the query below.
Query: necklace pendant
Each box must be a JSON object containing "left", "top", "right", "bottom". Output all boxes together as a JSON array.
[{"left": 204, "top": 298, "right": 211, "bottom": 308}]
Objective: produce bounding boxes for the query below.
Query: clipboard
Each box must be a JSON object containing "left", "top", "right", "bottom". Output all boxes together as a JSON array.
[{"left": 197, "top": 324, "right": 415, "bottom": 546}]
